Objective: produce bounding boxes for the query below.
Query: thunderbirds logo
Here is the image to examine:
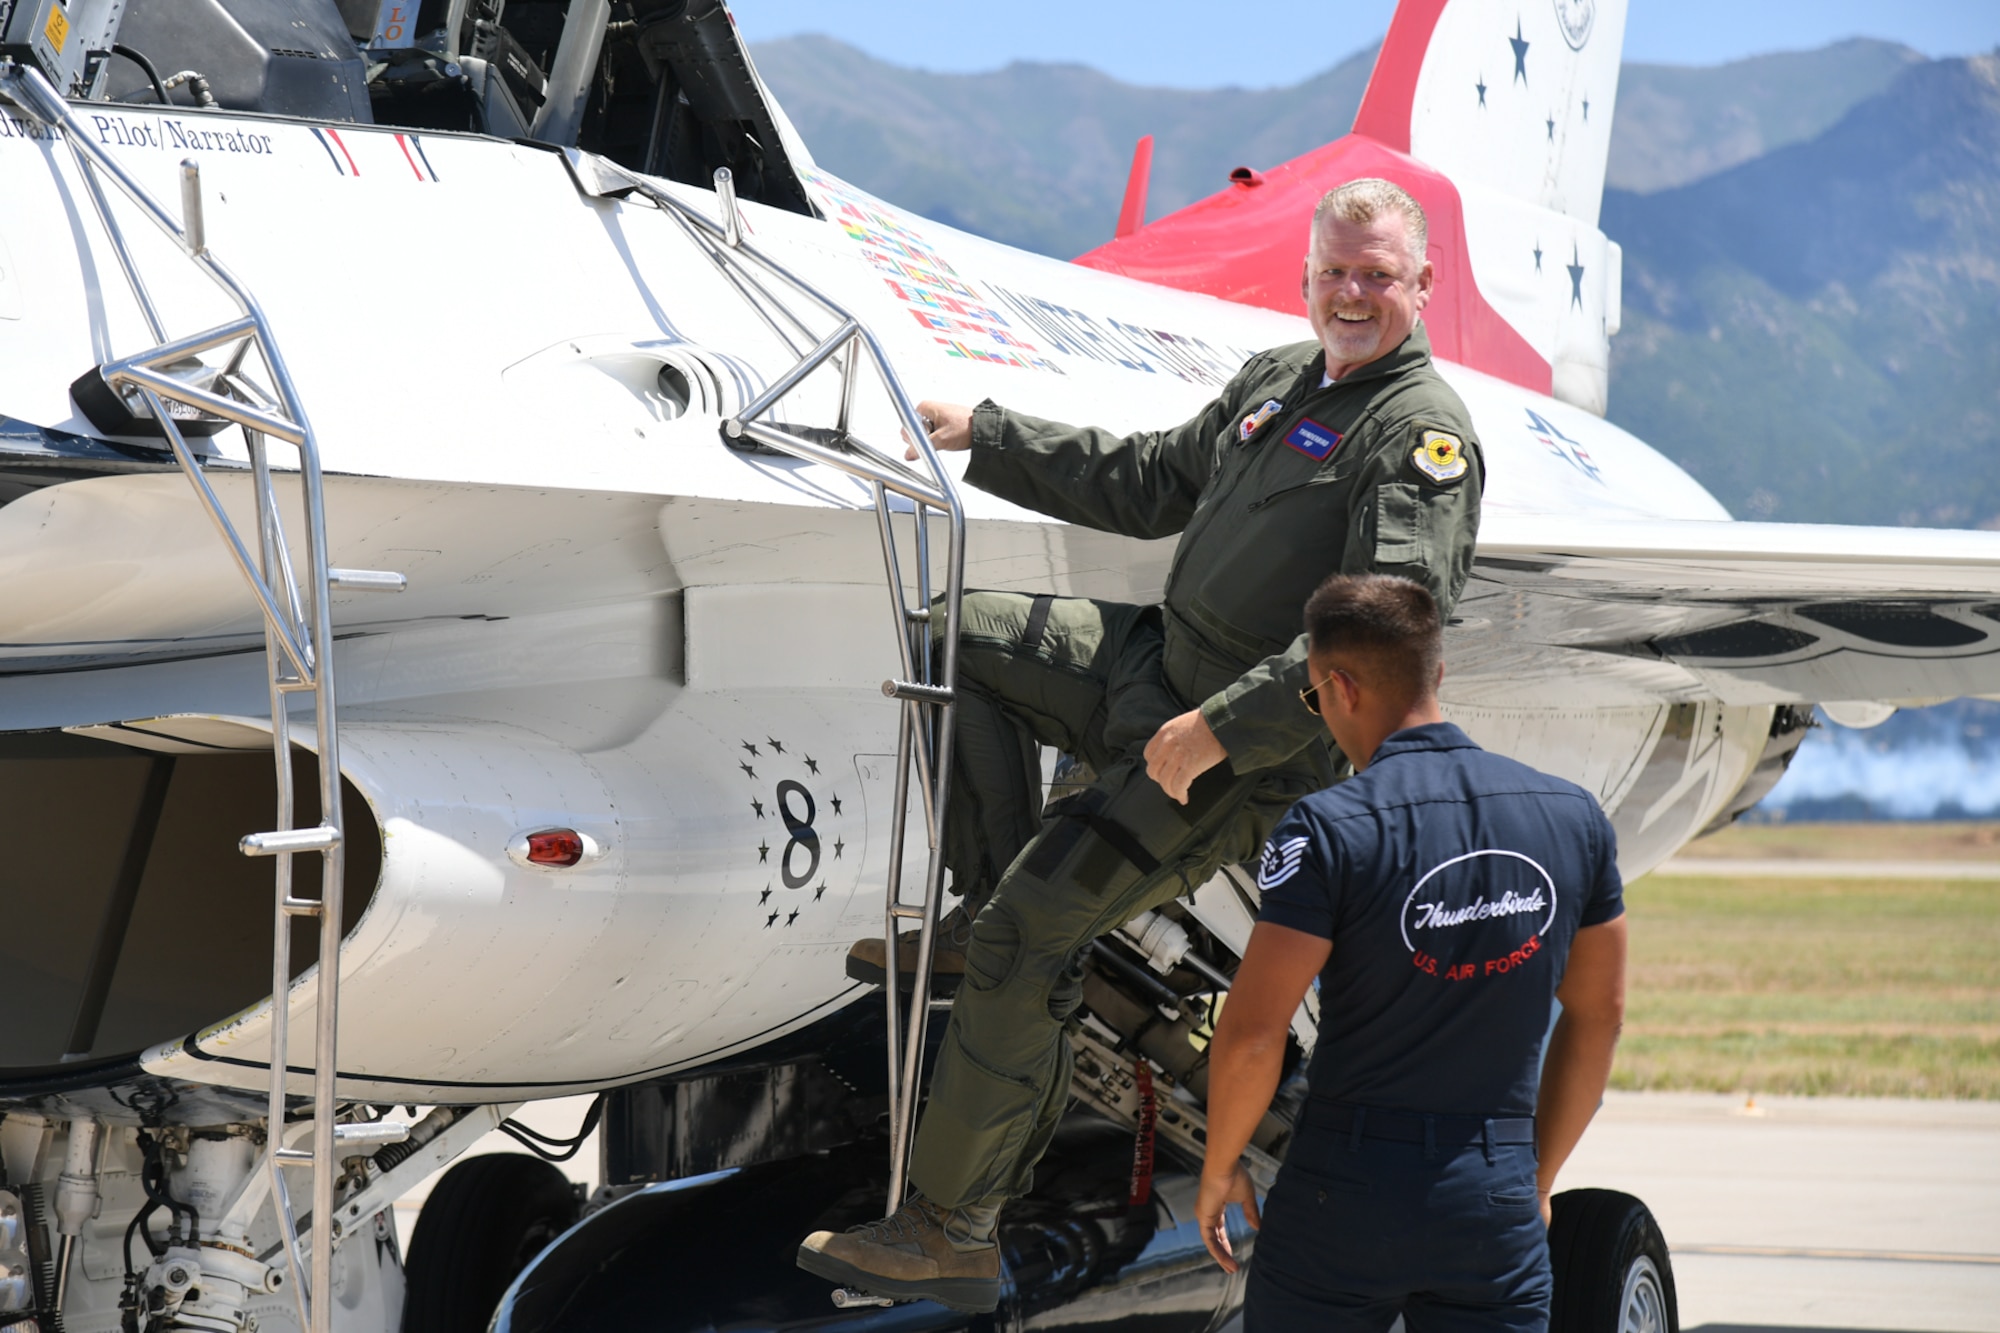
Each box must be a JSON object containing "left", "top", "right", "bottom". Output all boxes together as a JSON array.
[{"left": 1399, "top": 849, "right": 1559, "bottom": 983}]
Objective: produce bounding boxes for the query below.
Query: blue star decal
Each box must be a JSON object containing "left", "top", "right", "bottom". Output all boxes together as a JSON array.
[
  {"left": 1476, "top": 76, "right": 1487, "bottom": 108},
  {"left": 1510, "top": 19, "right": 1529, "bottom": 85},
  {"left": 1533, "top": 241, "right": 1543, "bottom": 274},
  {"left": 1567, "top": 243, "right": 1585, "bottom": 308},
  {"left": 1582, "top": 96, "right": 1590, "bottom": 122},
  {"left": 1547, "top": 113, "right": 1556, "bottom": 142}
]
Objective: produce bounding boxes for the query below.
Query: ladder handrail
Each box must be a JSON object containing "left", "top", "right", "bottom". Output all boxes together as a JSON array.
[
  {"left": 0, "top": 62, "right": 383, "bottom": 1333},
  {"left": 561, "top": 150, "right": 967, "bottom": 1212}
]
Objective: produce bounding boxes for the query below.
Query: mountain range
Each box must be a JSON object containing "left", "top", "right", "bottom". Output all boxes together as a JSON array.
[{"left": 755, "top": 35, "right": 2000, "bottom": 531}]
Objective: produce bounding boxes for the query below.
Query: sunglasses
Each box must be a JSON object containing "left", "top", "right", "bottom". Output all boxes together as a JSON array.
[{"left": 1299, "top": 667, "right": 1353, "bottom": 716}]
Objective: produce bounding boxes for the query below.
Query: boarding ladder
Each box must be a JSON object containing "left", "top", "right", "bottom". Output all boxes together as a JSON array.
[
  {"left": 0, "top": 64, "right": 406, "bottom": 1333},
  {"left": 562, "top": 152, "right": 967, "bottom": 1217}
]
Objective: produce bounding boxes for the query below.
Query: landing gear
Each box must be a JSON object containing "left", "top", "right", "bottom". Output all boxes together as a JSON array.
[
  {"left": 401, "top": 1155, "right": 579, "bottom": 1333},
  {"left": 1549, "top": 1188, "right": 1678, "bottom": 1333}
]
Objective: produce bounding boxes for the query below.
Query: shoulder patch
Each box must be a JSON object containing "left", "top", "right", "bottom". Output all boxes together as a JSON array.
[
  {"left": 1411, "top": 429, "right": 1469, "bottom": 483},
  {"left": 1257, "top": 835, "right": 1311, "bottom": 889}
]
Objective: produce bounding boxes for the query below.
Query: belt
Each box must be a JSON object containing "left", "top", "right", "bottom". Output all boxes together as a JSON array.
[{"left": 1307, "top": 1101, "right": 1536, "bottom": 1153}]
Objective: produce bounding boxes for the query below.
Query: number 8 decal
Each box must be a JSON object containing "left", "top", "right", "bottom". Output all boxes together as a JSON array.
[{"left": 776, "top": 780, "right": 820, "bottom": 888}]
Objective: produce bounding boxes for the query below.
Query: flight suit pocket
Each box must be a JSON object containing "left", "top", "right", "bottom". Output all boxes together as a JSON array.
[
  {"left": 963, "top": 909, "right": 1023, "bottom": 993},
  {"left": 1374, "top": 482, "right": 1428, "bottom": 566}
]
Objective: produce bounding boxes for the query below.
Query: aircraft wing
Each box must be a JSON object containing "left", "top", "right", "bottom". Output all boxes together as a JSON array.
[{"left": 1444, "top": 514, "right": 2000, "bottom": 710}]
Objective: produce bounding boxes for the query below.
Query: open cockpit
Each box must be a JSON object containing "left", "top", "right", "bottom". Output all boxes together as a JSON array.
[{"left": 9, "top": 0, "right": 816, "bottom": 212}]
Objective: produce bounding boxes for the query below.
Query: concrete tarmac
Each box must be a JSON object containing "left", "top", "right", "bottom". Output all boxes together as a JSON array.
[
  {"left": 1559, "top": 1091, "right": 2000, "bottom": 1332},
  {"left": 396, "top": 1091, "right": 2000, "bottom": 1331}
]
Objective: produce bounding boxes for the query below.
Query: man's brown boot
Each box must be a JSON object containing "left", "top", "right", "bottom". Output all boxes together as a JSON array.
[
  {"left": 845, "top": 905, "right": 973, "bottom": 991},
  {"left": 797, "top": 1195, "right": 1000, "bottom": 1313}
]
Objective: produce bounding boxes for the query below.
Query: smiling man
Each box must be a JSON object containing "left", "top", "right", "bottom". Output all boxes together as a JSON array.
[{"left": 800, "top": 178, "right": 1486, "bottom": 1314}]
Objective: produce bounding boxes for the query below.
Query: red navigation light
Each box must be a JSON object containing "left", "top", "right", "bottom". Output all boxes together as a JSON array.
[{"left": 525, "top": 829, "right": 585, "bottom": 867}]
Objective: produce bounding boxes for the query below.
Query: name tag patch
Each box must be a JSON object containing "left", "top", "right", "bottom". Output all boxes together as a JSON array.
[
  {"left": 1284, "top": 418, "right": 1342, "bottom": 460},
  {"left": 1239, "top": 398, "right": 1285, "bottom": 441}
]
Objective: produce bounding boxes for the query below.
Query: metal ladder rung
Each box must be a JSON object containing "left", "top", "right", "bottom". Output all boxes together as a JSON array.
[
  {"left": 881, "top": 679, "right": 953, "bottom": 704},
  {"left": 327, "top": 568, "right": 409, "bottom": 593},
  {"left": 279, "top": 898, "right": 326, "bottom": 917},
  {"left": 241, "top": 826, "right": 342, "bottom": 856}
]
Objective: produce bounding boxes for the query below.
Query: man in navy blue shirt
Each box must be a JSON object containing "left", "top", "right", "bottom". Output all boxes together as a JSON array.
[{"left": 1196, "top": 574, "right": 1628, "bottom": 1332}]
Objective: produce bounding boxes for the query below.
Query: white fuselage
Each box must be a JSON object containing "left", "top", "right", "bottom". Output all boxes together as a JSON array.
[{"left": 0, "top": 110, "right": 1761, "bottom": 1103}]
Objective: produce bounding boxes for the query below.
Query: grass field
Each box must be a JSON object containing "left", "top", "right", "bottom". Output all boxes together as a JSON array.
[{"left": 1615, "top": 823, "right": 2000, "bottom": 1099}]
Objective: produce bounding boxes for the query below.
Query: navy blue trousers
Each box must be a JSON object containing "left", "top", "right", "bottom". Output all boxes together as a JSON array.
[{"left": 1244, "top": 1103, "right": 1552, "bottom": 1333}]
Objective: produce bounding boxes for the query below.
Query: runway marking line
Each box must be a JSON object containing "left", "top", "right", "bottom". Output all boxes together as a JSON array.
[{"left": 1673, "top": 1243, "right": 2000, "bottom": 1266}]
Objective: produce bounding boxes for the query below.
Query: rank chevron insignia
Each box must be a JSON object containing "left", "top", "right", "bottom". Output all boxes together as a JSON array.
[{"left": 1258, "top": 835, "right": 1311, "bottom": 889}]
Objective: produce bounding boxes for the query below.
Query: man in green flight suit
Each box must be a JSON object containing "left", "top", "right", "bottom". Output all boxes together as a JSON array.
[{"left": 798, "top": 177, "right": 1487, "bottom": 1314}]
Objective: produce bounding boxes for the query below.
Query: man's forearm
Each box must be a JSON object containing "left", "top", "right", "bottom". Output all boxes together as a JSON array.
[
  {"left": 1534, "top": 1008, "right": 1621, "bottom": 1196},
  {"left": 1200, "top": 1026, "right": 1288, "bottom": 1181}
]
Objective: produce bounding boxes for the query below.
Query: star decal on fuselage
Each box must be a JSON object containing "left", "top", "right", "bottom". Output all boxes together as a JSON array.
[
  {"left": 1567, "top": 243, "right": 1586, "bottom": 308},
  {"left": 1534, "top": 242, "right": 1544, "bottom": 274},
  {"left": 1546, "top": 113, "right": 1556, "bottom": 142},
  {"left": 1476, "top": 76, "right": 1487, "bottom": 108},
  {"left": 1510, "top": 19, "right": 1530, "bottom": 85},
  {"left": 735, "top": 736, "right": 848, "bottom": 926}
]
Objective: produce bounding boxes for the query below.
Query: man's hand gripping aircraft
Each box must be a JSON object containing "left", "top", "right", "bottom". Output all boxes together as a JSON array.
[{"left": 0, "top": 0, "right": 1993, "bottom": 1329}]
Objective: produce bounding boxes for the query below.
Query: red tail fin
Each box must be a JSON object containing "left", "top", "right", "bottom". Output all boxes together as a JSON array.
[
  {"left": 1074, "top": 134, "right": 1550, "bottom": 394},
  {"left": 1115, "top": 136, "right": 1154, "bottom": 240}
]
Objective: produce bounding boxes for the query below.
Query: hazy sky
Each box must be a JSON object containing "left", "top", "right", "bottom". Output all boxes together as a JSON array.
[{"left": 732, "top": 0, "right": 2000, "bottom": 89}]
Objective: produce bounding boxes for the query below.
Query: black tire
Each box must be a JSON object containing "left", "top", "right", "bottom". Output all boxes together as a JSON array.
[
  {"left": 1548, "top": 1188, "right": 1678, "bottom": 1333},
  {"left": 401, "top": 1153, "right": 579, "bottom": 1333}
]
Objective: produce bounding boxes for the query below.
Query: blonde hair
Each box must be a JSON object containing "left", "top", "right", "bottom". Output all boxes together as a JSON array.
[{"left": 1313, "top": 178, "right": 1429, "bottom": 265}]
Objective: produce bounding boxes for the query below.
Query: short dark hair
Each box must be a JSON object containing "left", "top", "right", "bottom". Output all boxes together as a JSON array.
[{"left": 1303, "top": 574, "right": 1443, "bottom": 702}]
